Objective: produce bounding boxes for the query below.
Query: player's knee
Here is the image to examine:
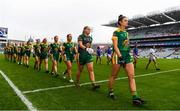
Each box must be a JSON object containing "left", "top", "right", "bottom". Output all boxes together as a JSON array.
[
  {"left": 68, "top": 65, "right": 72, "bottom": 69},
  {"left": 128, "top": 74, "right": 135, "bottom": 80},
  {"left": 112, "top": 75, "right": 117, "bottom": 79},
  {"left": 88, "top": 68, "right": 94, "bottom": 73}
]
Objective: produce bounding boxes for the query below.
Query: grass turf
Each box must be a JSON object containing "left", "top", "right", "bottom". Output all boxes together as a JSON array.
[{"left": 0, "top": 54, "right": 180, "bottom": 110}]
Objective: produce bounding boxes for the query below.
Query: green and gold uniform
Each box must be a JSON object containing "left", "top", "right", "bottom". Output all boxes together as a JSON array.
[
  {"left": 4, "top": 47, "right": 7, "bottom": 55},
  {"left": 40, "top": 43, "right": 49, "bottom": 59},
  {"left": 7, "top": 46, "right": 11, "bottom": 55},
  {"left": 33, "top": 44, "right": 41, "bottom": 57},
  {"left": 10, "top": 45, "right": 14, "bottom": 55},
  {"left": 112, "top": 28, "right": 133, "bottom": 64},
  {"left": 50, "top": 43, "right": 61, "bottom": 61},
  {"left": 24, "top": 45, "right": 31, "bottom": 57},
  {"left": 63, "top": 42, "right": 75, "bottom": 62},
  {"left": 21, "top": 46, "right": 25, "bottom": 56},
  {"left": 13, "top": 45, "right": 18, "bottom": 55},
  {"left": 78, "top": 34, "right": 93, "bottom": 65},
  {"left": 17, "top": 46, "right": 22, "bottom": 56}
]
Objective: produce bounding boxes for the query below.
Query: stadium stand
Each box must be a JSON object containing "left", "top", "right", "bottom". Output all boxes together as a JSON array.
[{"left": 102, "top": 6, "right": 180, "bottom": 59}]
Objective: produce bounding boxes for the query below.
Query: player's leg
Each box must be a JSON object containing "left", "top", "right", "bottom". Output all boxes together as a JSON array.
[
  {"left": 66, "top": 61, "right": 73, "bottom": 82},
  {"left": 19, "top": 56, "right": 22, "bottom": 65},
  {"left": 99, "top": 56, "right": 102, "bottom": 64},
  {"left": 39, "top": 59, "right": 43, "bottom": 71},
  {"left": 146, "top": 60, "right": 151, "bottom": 70},
  {"left": 26, "top": 56, "right": 29, "bottom": 68},
  {"left": 36, "top": 56, "right": 39, "bottom": 69},
  {"left": 75, "top": 64, "right": 84, "bottom": 87},
  {"left": 153, "top": 60, "right": 160, "bottom": 70},
  {"left": 96, "top": 56, "right": 99, "bottom": 64},
  {"left": 51, "top": 60, "right": 54, "bottom": 74},
  {"left": 45, "top": 58, "right": 49, "bottom": 73},
  {"left": 53, "top": 60, "right": 58, "bottom": 76},
  {"left": 13, "top": 54, "right": 15, "bottom": 62},
  {"left": 133, "top": 57, "right": 137, "bottom": 68},
  {"left": 24, "top": 55, "right": 27, "bottom": 66},
  {"left": 15, "top": 54, "right": 17, "bottom": 62},
  {"left": 86, "top": 62, "right": 100, "bottom": 90},
  {"left": 107, "top": 64, "right": 120, "bottom": 99},
  {"left": 125, "top": 63, "right": 146, "bottom": 105},
  {"left": 34, "top": 56, "right": 37, "bottom": 69}
]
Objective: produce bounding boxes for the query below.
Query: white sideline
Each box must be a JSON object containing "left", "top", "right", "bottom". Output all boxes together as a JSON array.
[
  {"left": 22, "top": 69, "right": 180, "bottom": 94},
  {"left": 0, "top": 70, "right": 37, "bottom": 111}
]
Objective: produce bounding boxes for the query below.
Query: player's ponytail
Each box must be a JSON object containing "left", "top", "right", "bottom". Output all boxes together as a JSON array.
[{"left": 118, "top": 15, "right": 126, "bottom": 26}]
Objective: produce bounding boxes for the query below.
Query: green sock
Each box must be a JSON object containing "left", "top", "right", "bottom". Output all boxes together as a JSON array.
[
  {"left": 132, "top": 91, "right": 139, "bottom": 100},
  {"left": 109, "top": 89, "right": 114, "bottom": 92}
]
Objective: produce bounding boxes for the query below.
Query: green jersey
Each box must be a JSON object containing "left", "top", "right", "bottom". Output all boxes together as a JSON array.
[
  {"left": 24, "top": 45, "right": 31, "bottom": 51},
  {"left": 33, "top": 44, "right": 41, "bottom": 53},
  {"left": 78, "top": 34, "right": 93, "bottom": 53},
  {"left": 13, "top": 46, "right": 18, "bottom": 53},
  {"left": 40, "top": 43, "right": 49, "bottom": 53},
  {"left": 112, "top": 29, "right": 130, "bottom": 52},
  {"left": 50, "top": 43, "right": 61, "bottom": 53},
  {"left": 63, "top": 42, "right": 75, "bottom": 55}
]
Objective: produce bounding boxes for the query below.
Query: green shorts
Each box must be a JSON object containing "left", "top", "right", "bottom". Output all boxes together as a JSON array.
[
  {"left": 40, "top": 52, "right": 48, "bottom": 59},
  {"left": 7, "top": 51, "right": 11, "bottom": 55},
  {"left": 14, "top": 51, "right": 17, "bottom": 55},
  {"left": 112, "top": 51, "right": 133, "bottom": 65},
  {"left": 21, "top": 52, "right": 25, "bottom": 56},
  {"left": 24, "top": 51, "right": 31, "bottom": 57},
  {"left": 52, "top": 52, "right": 59, "bottom": 61},
  {"left": 66, "top": 53, "right": 74, "bottom": 62},
  {"left": 34, "top": 52, "right": 40, "bottom": 57},
  {"left": 17, "top": 52, "right": 21, "bottom": 56},
  {"left": 79, "top": 52, "right": 93, "bottom": 65}
]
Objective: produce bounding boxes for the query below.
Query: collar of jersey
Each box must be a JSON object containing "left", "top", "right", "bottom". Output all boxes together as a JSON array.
[{"left": 116, "top": 28, "right": 126, "bottom": 32}]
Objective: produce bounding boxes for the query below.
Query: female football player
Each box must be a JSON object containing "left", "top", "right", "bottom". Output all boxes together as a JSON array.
[
  {"left": 12, "top": 43, "right": 18, "bottom": 63},
  {"left": 96, "top": 46, "right": 102, "bottom": 64},
  {"left": 17, "top": 43, "right": 23, "bottom": 65},
  {"left": 107, "top": 15, "right": 146, "bottom": 105},
  {"left": 39, "top": 38, "right": 49, "bottom": 73},
  {"left": 33, "top": 39, "right": 41, "bottom": 70},
  {"left": 21, "top": 42, "right": 26, "bottom": 65},
  {"left": 4, "top": 43, "right": 8, "bottom": 60},
  {"left": 24, "top": 41, "right": 32, "bottom": 68},
  {"left": 49, "top": 36, "right": 61, "bottom": 76},
  {"left": 75, "top": 26, "right": 100, "bottom": 90},
  {"left": 62, "top": 34, "right": 77, "bottom": 83},
  {"left": 7, "top": 43, "right": 12, "bottom": 61}
]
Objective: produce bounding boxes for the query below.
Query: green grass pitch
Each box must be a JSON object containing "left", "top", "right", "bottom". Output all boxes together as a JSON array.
[{"left": 0, "top": 54, "right": 180, "bottom": 110}]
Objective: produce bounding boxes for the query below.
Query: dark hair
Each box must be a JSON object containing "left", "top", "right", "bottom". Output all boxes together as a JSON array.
[
  {"left": 82, "top": 26, "right": 89, "bottom": 34},
  {"left": 67, "top": 34, "right": 71, "bottom": 38},
  {"left": 54, "top": 35, "right": 58, "bottom": 39},
  {"left": 118, "top": 15, "right": 126, "bottom": 26}
]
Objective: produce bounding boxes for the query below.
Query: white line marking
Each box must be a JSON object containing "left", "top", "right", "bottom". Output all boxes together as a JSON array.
[
  {"left": 23, "top": 69, "right": 180, "bottom": 94},
  {"left": 0, "top": 70, "right": 37, "bottom": 111}
]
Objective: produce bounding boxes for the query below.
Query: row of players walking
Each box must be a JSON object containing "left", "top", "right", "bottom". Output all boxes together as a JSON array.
[{"left": 3, "top": 15, "right": 147, "bottom": 106}]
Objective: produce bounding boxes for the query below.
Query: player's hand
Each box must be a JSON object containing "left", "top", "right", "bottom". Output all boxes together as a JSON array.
[
  {"left": 118, "top": 56, "right": 123, "bottom": 61},
  {"left": 86, "top": 48, "right": 94, "bottom": 55}
]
